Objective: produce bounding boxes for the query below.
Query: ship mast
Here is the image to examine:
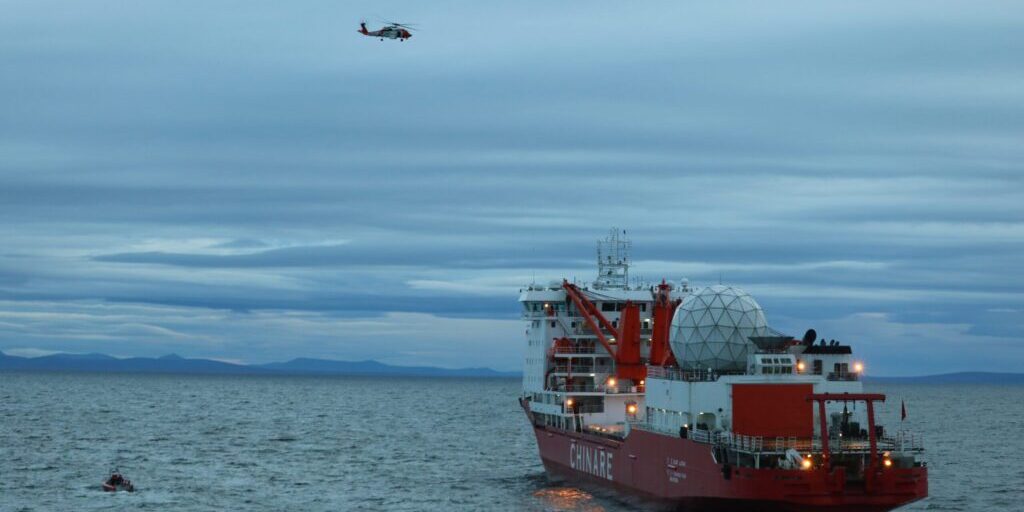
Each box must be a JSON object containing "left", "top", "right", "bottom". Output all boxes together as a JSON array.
[{"left": 595, "top": 228, "right": 630, "bottom": 290}]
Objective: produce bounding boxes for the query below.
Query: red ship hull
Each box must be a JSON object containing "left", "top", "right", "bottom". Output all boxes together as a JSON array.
[{"left": 528, "top": 416, "right": 927, "bottom": 511}]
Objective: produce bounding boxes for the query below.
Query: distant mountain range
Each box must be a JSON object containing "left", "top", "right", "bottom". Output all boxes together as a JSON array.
[
  {"left": 0, "top": 351, "right": 520, "bottom": 378},
  {"left": 3, "top": 351, "right": 1021, "bottom": 383},
  {"left": 259, "top": 358, "right": 519, "bottom": 378},
  {"left": 864, "top": 372, "right": 1024, "bottom": 385}
]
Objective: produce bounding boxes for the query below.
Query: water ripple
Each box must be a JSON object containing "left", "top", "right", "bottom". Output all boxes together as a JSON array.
[{"left": 0, "top": 374, "right": 1019, "bottom": 511}]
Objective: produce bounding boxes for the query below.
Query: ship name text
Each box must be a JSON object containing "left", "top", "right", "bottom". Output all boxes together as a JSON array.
[{"left": 570, "top": 443, "right": 613, "bottom": 481}]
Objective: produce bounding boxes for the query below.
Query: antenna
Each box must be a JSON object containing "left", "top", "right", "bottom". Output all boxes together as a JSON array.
[{"left": 594, "top": 227, "right": 631, "bottom": 290}]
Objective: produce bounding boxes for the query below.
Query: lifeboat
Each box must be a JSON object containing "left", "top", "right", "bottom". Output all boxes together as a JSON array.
[{"left": 101, "top": 471, "right": 135, "bottom": 492}]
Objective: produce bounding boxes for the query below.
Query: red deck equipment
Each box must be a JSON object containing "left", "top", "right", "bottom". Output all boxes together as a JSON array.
[{"left": 650, "top": 280, "right": 680, "bottom": 367}]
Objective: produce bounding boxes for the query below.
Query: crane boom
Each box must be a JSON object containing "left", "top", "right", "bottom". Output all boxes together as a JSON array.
[{"left": 562, "top": 281, "right": 618, "bottom": 358}]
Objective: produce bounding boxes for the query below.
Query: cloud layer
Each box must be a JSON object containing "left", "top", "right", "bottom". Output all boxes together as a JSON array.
[{"left": 1, "top": 1, "right": 1022, "bottom": 373}]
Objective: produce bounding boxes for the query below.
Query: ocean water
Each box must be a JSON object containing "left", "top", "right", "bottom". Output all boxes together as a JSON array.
[{"left": 1, "top": 372, "right": 1022, "bottom": 511}]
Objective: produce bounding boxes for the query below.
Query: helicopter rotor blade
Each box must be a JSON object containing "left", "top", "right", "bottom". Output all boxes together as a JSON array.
[{"left": 382, "top": 20, "right": 419, "bottom": 30}]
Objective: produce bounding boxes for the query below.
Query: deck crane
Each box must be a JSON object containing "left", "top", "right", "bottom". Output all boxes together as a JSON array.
[
  {"left": 561, "top": 280, "right": 681, "bottom": 382},
  {"left": 650, "top": 280, "right": 682, "bottom": 366}
]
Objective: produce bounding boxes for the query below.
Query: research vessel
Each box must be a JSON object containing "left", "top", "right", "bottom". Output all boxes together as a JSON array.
[{"left": 519, "top": 229, "right": 927, "bottom": 511}]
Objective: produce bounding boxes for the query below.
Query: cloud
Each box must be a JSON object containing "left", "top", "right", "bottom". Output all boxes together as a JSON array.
[
  {"left": 1, "top": 348, "right": 63, "bottom": 358},
  {"left": 0, "top": 300, "right": 524, "bottom": 369},
  {"left": 0, "top": 0, "right": 1021, "bottom": 370},
  {"left": 209, "top": 238, "right": 271, "bottom": 250},
  {"left": 807, "top": 312, "right": 1024, "bottom": 376}
]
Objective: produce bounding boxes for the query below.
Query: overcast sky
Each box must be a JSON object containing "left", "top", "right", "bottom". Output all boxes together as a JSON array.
[{"left": 1, "top": 1, "right": 1022, "bottom": 374}]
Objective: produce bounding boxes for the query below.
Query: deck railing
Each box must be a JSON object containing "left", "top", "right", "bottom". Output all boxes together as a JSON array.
[
  {"left": 568, "top": 404, "right": 605, "bottom": 414},
  {"left": 552, "top": 346, "right": 598, "bottom": 355},
  {"left": 627, "top": 420, "right": 676, "bottom": 436},
  {"left": 893, "top": 430, "right": 925, "bottom": 452},
  {"left": 551, "top": 365, "right": 614, "bottom": 374},
  {"left": 646, "top": 366, "right": 723, "bottom": 382},
  {"left": 627, "top": 421, "right": 924, "bottom": 455},
  {"left": 604, "top": 383, "right": 644, "bottom": 394},
  {"left": 827, "top": 372, "right": 859, "bottom": 381}
]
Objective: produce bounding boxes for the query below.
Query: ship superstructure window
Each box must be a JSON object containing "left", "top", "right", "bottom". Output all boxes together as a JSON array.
[
  {"left": 756, "top": 355, "right": 795, "bottom": 375},
  {"left": 600, "top": 302, "right": 631, "bottom": 312}
]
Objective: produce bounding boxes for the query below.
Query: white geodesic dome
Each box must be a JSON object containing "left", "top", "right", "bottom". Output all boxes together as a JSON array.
[{"left": 669, "top": 285, "right": 768, "bottom": 372}]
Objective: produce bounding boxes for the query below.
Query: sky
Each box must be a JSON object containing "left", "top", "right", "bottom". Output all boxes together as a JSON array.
[{"left": 1, "top": 1, "right": 1022, "bottom": 374}]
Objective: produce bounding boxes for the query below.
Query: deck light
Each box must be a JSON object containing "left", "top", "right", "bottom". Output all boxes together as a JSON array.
[
  {"left": 607, "top": 377, "right": 617, "bottom": 387},
  {"left": 566, "top": 398, "right": 574, "bottom": 408},
  {"left": 801, "top": 458, "right": 812, "bottom": 470},
  {"left": 627, "top": 404, "right": 638, "bottom": 414},
  {"left": 854, "top": 362, "right": 864, "bottom": 373},
  {"left": 883, "top": 459, "right": 893, "bottom": 468},
  {"left": 639, "top": 379, "right": 645, "bottom": 386},
  {"left": 796, "top": 361, "right": 806, "bottom": 372}
]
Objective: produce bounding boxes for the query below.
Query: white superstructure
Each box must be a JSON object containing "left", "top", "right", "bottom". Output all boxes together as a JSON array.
[{"left": 520, "top": 229, "right": 689, "bottom": 431}]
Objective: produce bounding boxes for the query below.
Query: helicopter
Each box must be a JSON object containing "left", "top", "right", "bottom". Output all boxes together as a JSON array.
[{"left": 358, "top": 21, "right": 416, "bottom": 41}]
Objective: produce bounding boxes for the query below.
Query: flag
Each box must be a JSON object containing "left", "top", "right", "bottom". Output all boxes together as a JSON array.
[{"left": 901, "top": 400, "right": 907, "bottom": 421}]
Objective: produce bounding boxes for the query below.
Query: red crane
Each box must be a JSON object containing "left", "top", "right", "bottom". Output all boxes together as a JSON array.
[
  {"left": 650, "top": 280, "right": 681, "bottom": 367},
  {"left": 561, "top": 280, "right": 680, "bottom": 382}
]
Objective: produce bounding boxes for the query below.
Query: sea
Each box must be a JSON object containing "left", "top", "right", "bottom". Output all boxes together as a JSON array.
[{"left": 1, "top": 372, "right": 1021, "bottom": 511}]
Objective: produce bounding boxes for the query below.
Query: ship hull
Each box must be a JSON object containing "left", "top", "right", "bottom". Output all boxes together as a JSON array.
[{"left": 527, "top": 414, "right": 927, "bottom": 511}]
